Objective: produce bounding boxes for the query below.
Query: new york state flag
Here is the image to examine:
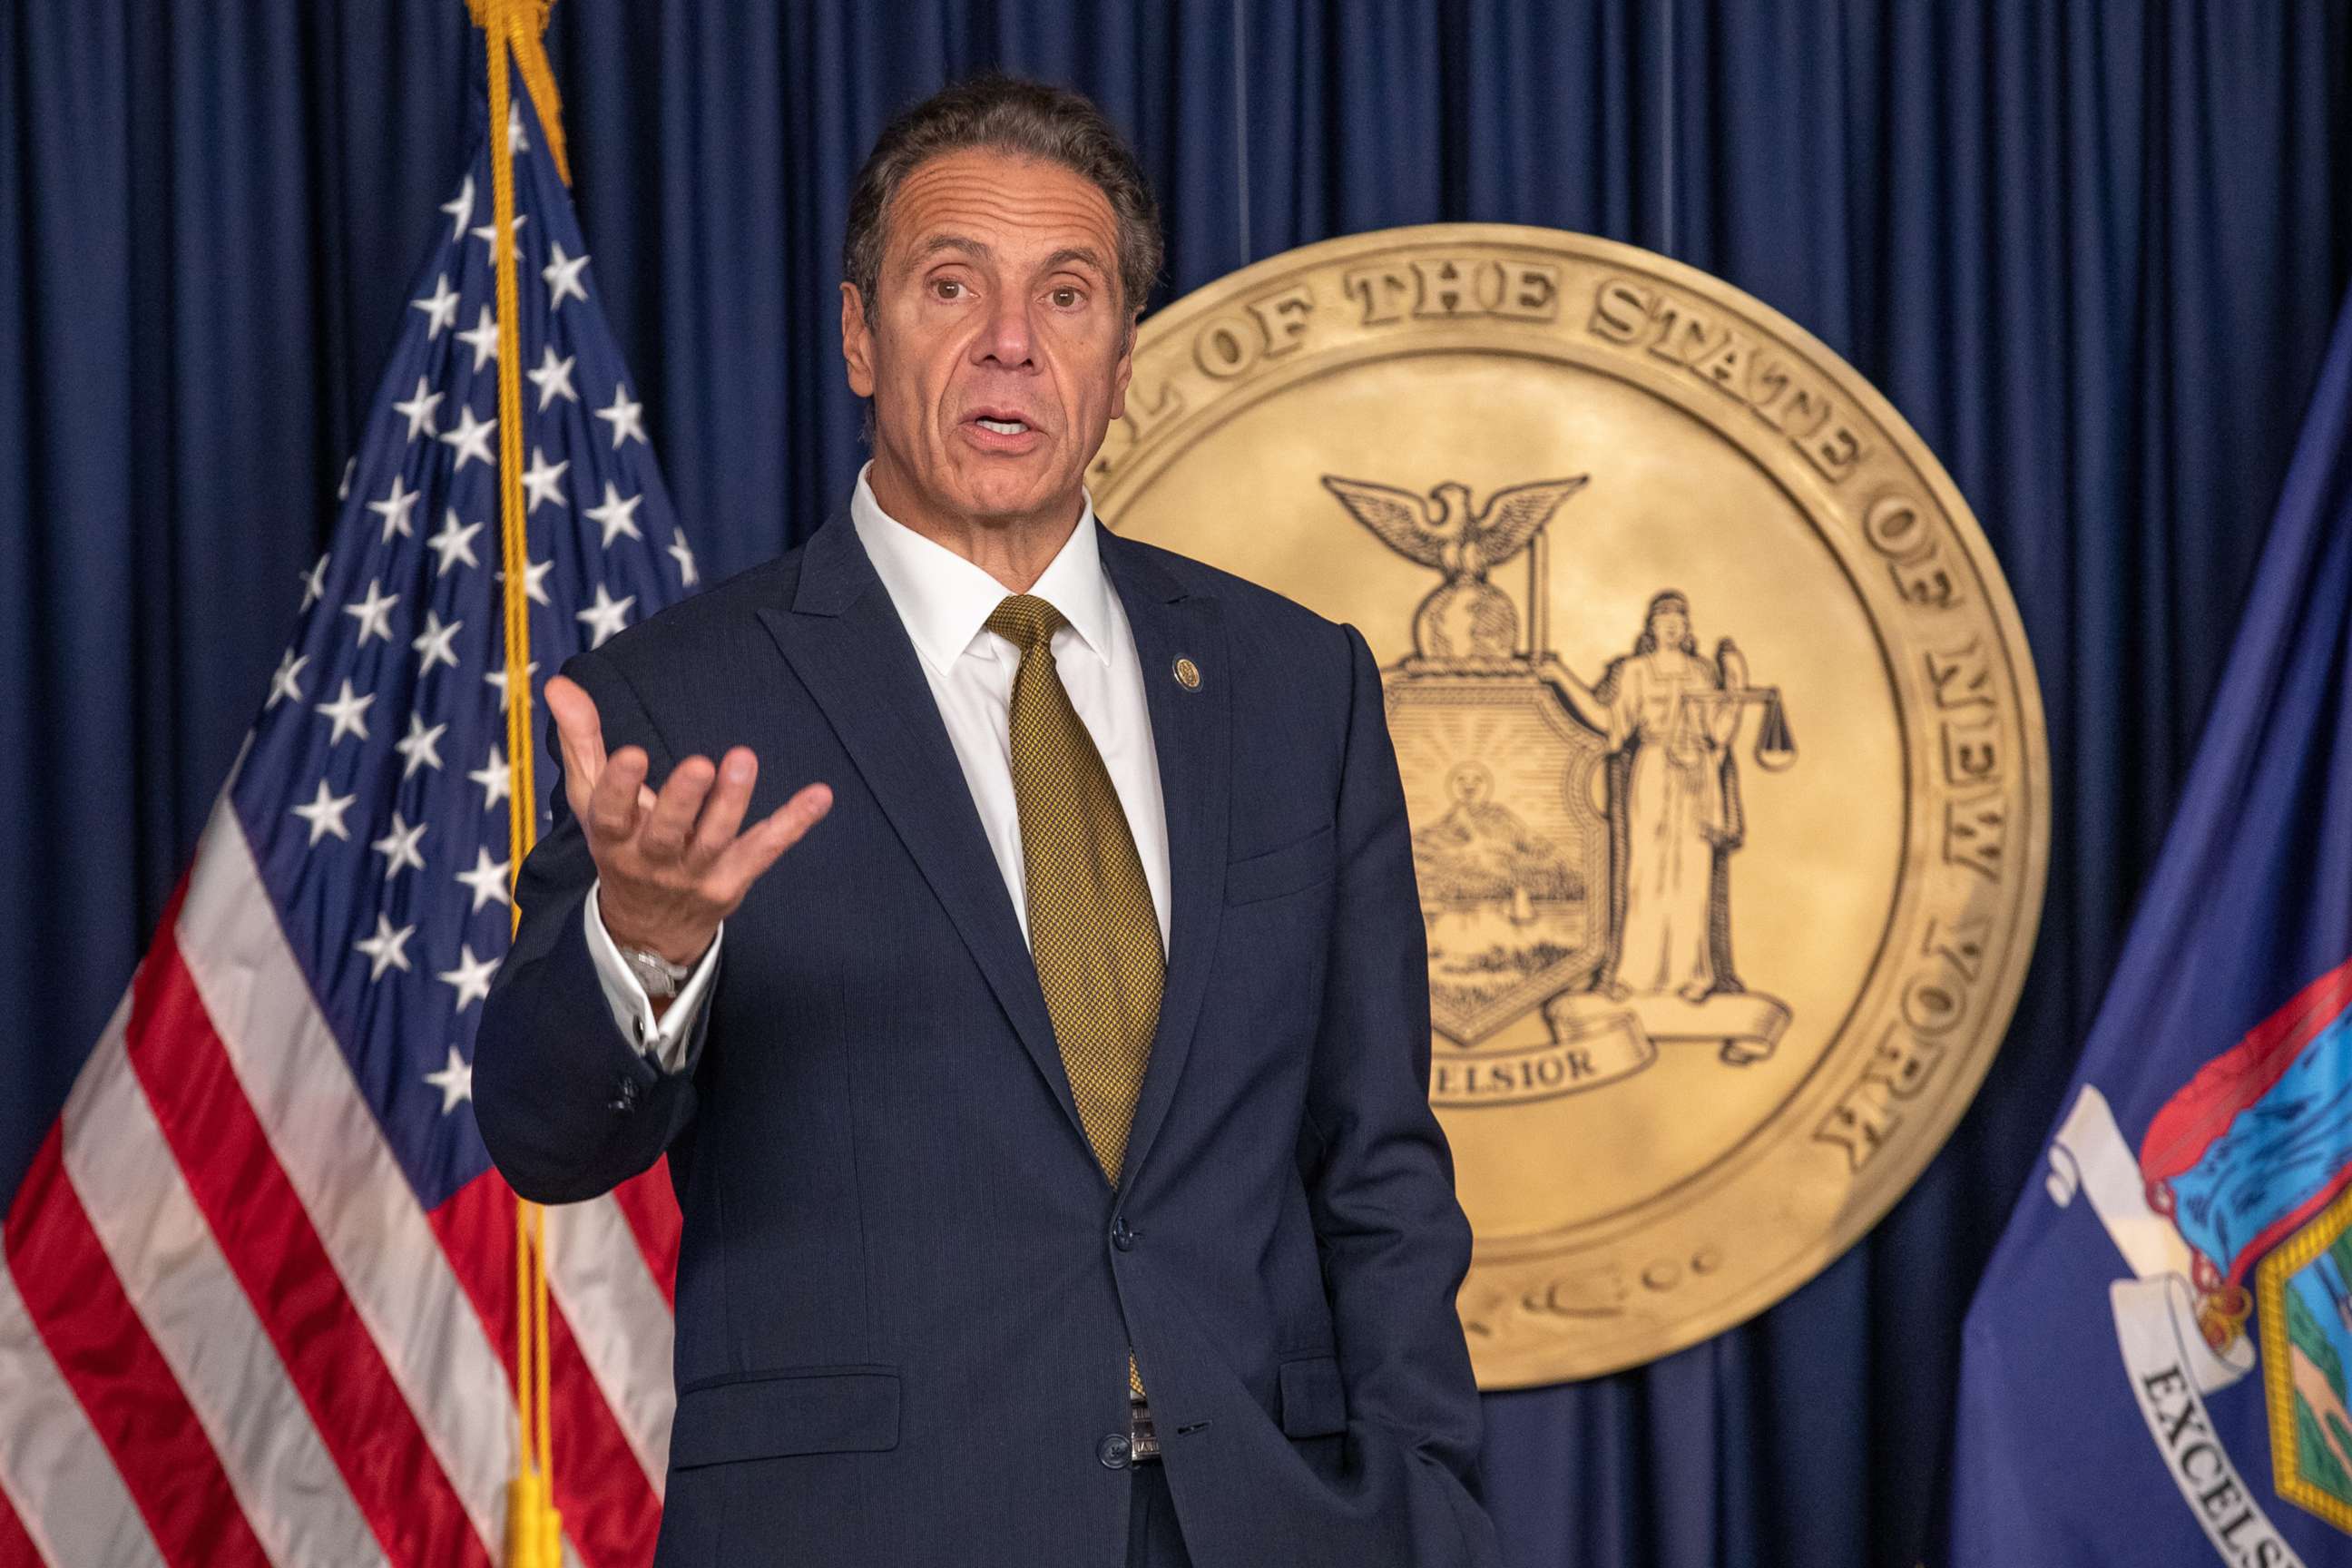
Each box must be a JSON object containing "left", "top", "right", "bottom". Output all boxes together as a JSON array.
[{"left": 1944, "top": 289, "right": 2352, "bottom": 1563}]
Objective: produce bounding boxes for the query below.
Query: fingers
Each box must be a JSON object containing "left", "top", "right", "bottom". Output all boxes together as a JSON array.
[
  {"left": 689, "top": 748, "right": 760, "bottom": 864},
  {"left": 544, "top": 675, "right": 607, "bottom": 779},
  {"left": 573, "top": 719, "right": 828, "bottom": 946},
  {"left": 587, "top": 745, "right": 651, "bottom": 843},
  {"left": 639, "top": 755, "right": 719, "bottom": 859},
  {"left": 709, "top": 781, "right": 833, "bottom": 897},
  {"left": 544, "top": 675, "right": 607, "bottom": 820}
]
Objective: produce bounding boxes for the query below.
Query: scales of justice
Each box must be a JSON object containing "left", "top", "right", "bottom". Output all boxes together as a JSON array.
[{"left": 1321, "top": 474, "right": 1801, "bottom": 1105}]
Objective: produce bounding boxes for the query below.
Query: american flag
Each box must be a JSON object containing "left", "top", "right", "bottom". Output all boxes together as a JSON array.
[{"left": 0, "top": 70, "right": 690, "bottom": 1568}]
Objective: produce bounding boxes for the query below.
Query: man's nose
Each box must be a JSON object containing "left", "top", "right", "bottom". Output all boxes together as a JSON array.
[{"left": 975, "top": 296, "right": 1037, "bottom": 370}]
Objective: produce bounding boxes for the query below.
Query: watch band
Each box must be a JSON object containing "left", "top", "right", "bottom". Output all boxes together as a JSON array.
[{"left": 620, "top": 942, "right": 691, "bottom": 999}]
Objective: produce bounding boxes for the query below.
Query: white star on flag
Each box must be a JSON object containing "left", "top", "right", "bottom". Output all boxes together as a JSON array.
[
  {"left": 267, "top": 650, "right": 308, "bottom": 710},
  {"left": 470, "top": 213, "right": 526, "bottom": 254},
  {"left": 412, "top": 611, "right": 464, "bottom": 675},
  {"left": 596, "top": 385, "right": 647, "bottom": 449},
  {"left": 483, "top": 662, "right": 538, "bottom": 707},
  {"left": 469, "top": 743, "right": 513, "bottom": 810},
  {"left": 543, "top": 242, "right": 590, "bottom": 309},
  {"left": 394, "top": 377, "right": 446, "bottom": 442},
  {"left": 457, "top": 306, "right": 500, "bottom": 373},
  {"left": 426, "top": 512, "right": 483, "bottom": 575},
  {"left": 527, "top": 345, "right": 578, "bottom": 411},
  {"left": 577, "top": 583, "right": 634, "bottom": 648},
  {"left": 368, "top": 475, "right": 422, "bottom": 543},
  {"left": 371, "top": 812, "right": 428, "bottom": 879},
  {"left": 440, "top": 173, "right": 475, "bottom": 240},
  {"left": 668, "top": 534, "right": 700, "bottom": 587},
  {"left": 318, "top": 680, "right": 375, "bottom": 745},
  {"left": 343, "top": 580, "right": 400, "bottom": 644},
  {"left": 411, "top": 274, "right": 460, "bottom": 337},
  {"left": 585, "top": 484, "right": 644, "bottom": 547},
  {"left": 495, "top": 556, "right": 554, "bottom": 607},
  {"left": 396, "top": 713, "right": 448, "bottom": 779},
  {"left": 355, "top": 913, "right": 416, "bottom": 980},
  {"left": 424, "top": 1047, "right": 475, "bottom": 1114},
  {"left": 436, "top": 945, "right": 500, "bottom": 1013},
  {"left": 290, "top": 778, "right": 358, "bottom": 845},
  {"left": 521, "top": 446, "right": 570, "bottom": 514},
  {"left": 456, "top": 847, "right": 513, "bottom": 915},
  {"left": 439, "top": 404, "right": 497, "bottom": 472}
]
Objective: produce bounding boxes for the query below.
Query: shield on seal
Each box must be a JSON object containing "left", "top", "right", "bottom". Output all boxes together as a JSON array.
[{"left": 1386, "top": 662, "right": 1609, "bottom": 1045}]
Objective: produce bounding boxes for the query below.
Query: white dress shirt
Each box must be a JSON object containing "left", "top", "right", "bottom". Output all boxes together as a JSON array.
[{"left": 586, "top": 464, "right": 1171, "bottom": 1069}]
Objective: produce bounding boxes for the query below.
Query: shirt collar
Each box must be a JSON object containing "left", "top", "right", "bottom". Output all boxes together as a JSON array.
[{"left": 848, "top": 462, "right": 1115, "bottom": 676}]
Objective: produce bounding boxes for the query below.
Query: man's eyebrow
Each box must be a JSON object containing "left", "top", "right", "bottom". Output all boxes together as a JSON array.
[
  {"left": 910, "top": 236, "right": 1108, "bottom": 279},
  {"left": 1040, "top": 246, "right": 1110, "bottom": 278},
  {"left": 913, "top": 233, "right": 993, "bottom": 263}
]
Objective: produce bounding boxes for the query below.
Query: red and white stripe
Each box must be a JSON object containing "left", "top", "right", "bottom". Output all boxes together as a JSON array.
[{"left": 0, "top": 799, "right": 681, "bottom": 1566}]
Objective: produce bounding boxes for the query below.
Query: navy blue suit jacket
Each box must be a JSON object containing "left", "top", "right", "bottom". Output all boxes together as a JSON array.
[{"left": 474, "top": 512, "right": 1499, "bottom": 1567}]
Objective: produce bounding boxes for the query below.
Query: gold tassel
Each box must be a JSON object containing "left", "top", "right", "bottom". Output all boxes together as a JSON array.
[
  {"left": 466, "top": 0, "right": 572, "bottom": 1558},
  {"left": 466, "top": 0, "right": 571, "bottom": 184}
]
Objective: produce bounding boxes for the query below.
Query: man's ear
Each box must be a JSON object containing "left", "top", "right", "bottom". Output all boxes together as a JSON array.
[
  {"left": 840, "top": 281, "right": 876, "bottom": 398},
  {"left": 1108, "top": 309, "right": 1140, "bottom": 422}
]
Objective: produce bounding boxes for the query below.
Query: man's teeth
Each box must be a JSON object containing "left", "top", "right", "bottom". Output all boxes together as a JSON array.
[{"left": 976, "top": 417, "right": 1027, "bottom": 435}]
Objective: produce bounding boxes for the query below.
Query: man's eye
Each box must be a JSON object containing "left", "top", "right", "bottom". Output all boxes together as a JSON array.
[
  {"left": 1050, "top": 287, "right": 1082, "bottom": 309},
  {"left": 932, "top": 279, "right": 965, "bottom": 300}
]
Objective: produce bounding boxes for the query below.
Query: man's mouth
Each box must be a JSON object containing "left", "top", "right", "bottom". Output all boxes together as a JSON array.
[{"left": 961, "top": 409, "right": 1044, "bottom": 453}]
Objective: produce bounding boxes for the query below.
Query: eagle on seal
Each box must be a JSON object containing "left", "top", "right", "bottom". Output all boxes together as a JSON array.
[{"left": 1320, "top": 475, "right": 1587, "bottom": 658}]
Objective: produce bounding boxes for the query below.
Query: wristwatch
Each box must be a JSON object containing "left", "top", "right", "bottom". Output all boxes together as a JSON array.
[{"left": 619, "top": 943, "right": 692, "bottom": 999}]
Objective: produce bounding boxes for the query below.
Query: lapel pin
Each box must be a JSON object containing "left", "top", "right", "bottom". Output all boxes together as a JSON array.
[{"left": 1172, "top": 656, "right": 1201, "bottom": 691}]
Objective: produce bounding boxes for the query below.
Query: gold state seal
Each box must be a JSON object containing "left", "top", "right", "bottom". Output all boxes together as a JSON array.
[{"left": 1094, "top": 226, "right": 2050, "bottom": 1386}]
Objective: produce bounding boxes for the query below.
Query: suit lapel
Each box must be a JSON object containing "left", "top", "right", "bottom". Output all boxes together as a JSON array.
[
  {"left": 1100, "top": 529, "right": 1230, "bottom": 1194},
  {"left": 755, "top": 514, "right": 1087, "bottom": 1150}
]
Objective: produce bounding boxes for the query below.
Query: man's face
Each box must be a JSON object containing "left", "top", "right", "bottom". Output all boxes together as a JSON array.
[{"left": 841, "top": 148, "right": 1135, "bottom": 534}]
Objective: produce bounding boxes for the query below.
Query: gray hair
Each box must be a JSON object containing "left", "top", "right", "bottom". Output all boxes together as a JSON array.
[{"left": 842, "top": 74, "right": 1163, "bottom": 324}]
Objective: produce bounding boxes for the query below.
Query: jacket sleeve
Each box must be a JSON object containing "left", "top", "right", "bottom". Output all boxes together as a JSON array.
[
  {"left": 472, "top": 648, "right": 717, "bottom": 1204},
  {"left": 1298, "top": 622, "right": 1500, "bottom": 1563}
]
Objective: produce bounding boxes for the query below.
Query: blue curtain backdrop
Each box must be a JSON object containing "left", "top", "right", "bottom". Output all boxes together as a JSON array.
[{"left": 5, "top": 3, "right": 2349, "bottom": 1563}]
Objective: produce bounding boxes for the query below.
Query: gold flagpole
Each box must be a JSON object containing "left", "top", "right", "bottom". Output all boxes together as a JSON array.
[{"left": 466, "top": 0, "right": 570, "bottom": 1562}]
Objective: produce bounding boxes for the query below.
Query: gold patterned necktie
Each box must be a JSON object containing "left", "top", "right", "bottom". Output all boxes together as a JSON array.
[
  {"left": 985, "top": 593, "right": 1165, "bottom": 1187},
  {"left": 987, "top": 594, "right": 1162, "bottom": 1403}
]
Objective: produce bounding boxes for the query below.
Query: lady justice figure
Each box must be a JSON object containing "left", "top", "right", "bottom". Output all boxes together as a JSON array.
[{"left": 1551, "top": 591, "right": 1753, "bottom": 1005}]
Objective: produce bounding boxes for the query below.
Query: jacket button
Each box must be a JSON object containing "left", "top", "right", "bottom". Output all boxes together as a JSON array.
[
  {"left": 1110, "top": 1216, "right": 1136, "bottom": 1251},
  {"left": 1097, "top": 1433, "right": 1131, "bottom": 1469},
  {"left": 608, "top": 1076, "right": 641, "bottom": 1113}
]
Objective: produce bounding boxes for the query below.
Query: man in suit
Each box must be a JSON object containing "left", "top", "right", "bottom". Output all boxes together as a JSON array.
[{"left": 474, "top": 74, "right": 1498, "bottom": 1568}]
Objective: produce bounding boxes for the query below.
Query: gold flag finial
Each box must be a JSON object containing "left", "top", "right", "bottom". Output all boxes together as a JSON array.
[{"left": 466, "top": 0, "right": 571, "bottom": 185}]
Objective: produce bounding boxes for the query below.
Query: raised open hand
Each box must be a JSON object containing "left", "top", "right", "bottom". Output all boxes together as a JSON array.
[{"left": 544, "top": 673, "right": 833, "bottom": 965}]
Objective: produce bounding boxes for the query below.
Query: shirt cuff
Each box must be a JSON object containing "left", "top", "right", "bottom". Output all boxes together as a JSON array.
[{"left": 583, "top": 881, "right": 722, "bottom": 1073}]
